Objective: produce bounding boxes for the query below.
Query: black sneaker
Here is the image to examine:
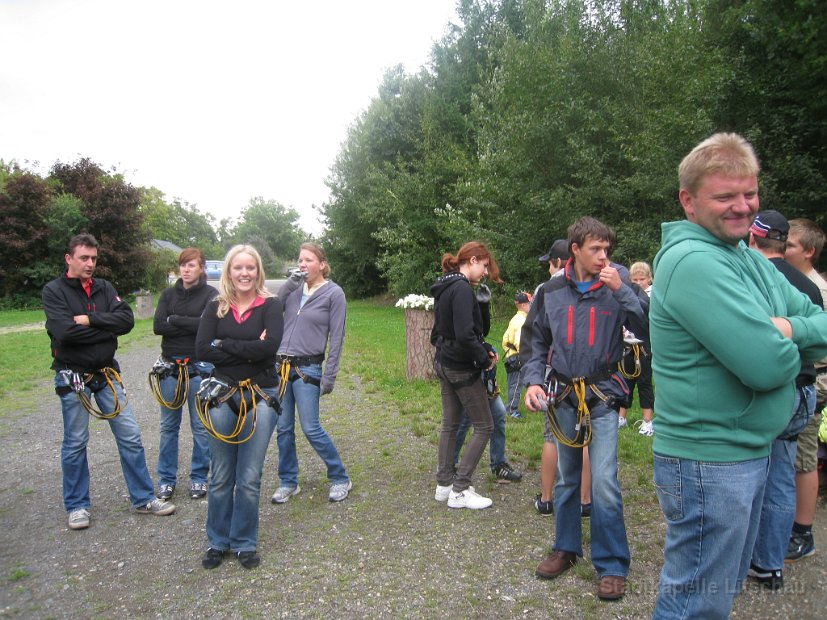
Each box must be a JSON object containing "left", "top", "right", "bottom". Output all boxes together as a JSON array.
[
  {"left": 202, "top": 548, "right": 225, "bottom": 569},
  {"left": 492, "top": 462, "right": 523, "bottom": 483},
  {"left": 534, "top": 494, "right": 554, "bottom": 516},
  {"left": 190, "top": 482, "right": 207, "bottom": 499},
  {"left": 237, "top": 551, "right": 260, "bottom": 569},
  {"left": 581, "top": 503, "right": 592, "bottom": 518},
  {"left": 748, "top": 563, "right": 783, "bottom": 590},
  {"left": 157, "top": 484, "right": 175, "bottom": 500},
  {"left": 785, "top": 532, "right": 815, "bottom": 563}
]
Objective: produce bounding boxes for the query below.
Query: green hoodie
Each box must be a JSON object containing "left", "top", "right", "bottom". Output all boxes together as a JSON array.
[{"left": 651, "top": 220, "right": 827, "bottom": 462}]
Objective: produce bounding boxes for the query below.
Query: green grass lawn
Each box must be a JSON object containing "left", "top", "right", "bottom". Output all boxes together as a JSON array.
[{"left": 0, "top": 309, "right": 45, "bottom": 327}]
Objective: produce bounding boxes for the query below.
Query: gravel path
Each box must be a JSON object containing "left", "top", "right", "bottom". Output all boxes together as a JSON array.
[{"left": 1, "top": 338, "right": 825, "bottom": 618}]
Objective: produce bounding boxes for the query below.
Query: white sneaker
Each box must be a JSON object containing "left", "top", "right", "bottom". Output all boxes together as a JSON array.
[
  {"left": 271, "top": 485, "right": 301, "bottom": 504},
  {"left": 637, "top": 419, "right": 654, "bottom": 436},
  {"left": 447, "top": 487, "right": 492, "bottom": 510},
  {"left": 618, "top": 417, "right": 628, "bottom": 429},
  {"left": 435, "top": 484, "right": 452, "bottom": 502},
  {"left": 68, "top": 508, "right": 90, "bottom": 530},
  {"left": 135, "top": 498, "right": 176, "bottom": 515},
  {"left": 329, "top": 480, "right": 353, "bottom": 502}
]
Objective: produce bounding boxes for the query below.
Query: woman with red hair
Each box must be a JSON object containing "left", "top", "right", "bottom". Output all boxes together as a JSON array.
[{"left": 430, "top": 242, "right": 503, "bottom": 509}]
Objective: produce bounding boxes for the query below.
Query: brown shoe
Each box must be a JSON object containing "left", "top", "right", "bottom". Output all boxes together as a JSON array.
[
  {"left": 597, "top": 575, "right": 626, "bottom": 600},
  {"left": 535, "top": 550, "right": 578, "bottom": 579}
]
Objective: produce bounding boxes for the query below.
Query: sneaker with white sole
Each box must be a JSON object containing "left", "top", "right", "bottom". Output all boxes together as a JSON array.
[
  {"left": 492, "top": 462, "right": 523, "bottom": 483},
  {"left": 135, "top": 498, "right": 176, "bottom": 516},
  {"left": 68, "top": 508, "right": 91, "bottom": 530},
  {"left": 618, "top": 417, "right": 628, "bottom": 429},
  {"left": 435, "top": 484, "right": 452, "bottom": 502},
  {"left": 329, "top": 480, "right": 353, "bottom": 502},
  {"left": 156, "top": 483, "right": 175, "bottom": 500},
  {"left": 748, "top": 563, "right": 783, "bottom": 590},
  {"left": 271, "top": 485, "right": 301, "bottom": 504},
  {"left": 447, "top": 487, "right": 492, "bottom": 509},
  {"left": 636, "top": 419, "right": 654, "bottom": 436},
  {"left": 190, "top": 482, "right": 207, "bottom": 499}
]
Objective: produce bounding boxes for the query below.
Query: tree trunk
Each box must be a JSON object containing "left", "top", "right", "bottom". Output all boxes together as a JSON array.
[{"left": 405, "top": 309, "right": 436, "bottom": 380}]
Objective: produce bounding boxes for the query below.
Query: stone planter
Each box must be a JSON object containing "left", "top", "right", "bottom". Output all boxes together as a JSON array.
[
  {"left": 404, "top": 308, "right": 436, "bottom": 380},
  {"left": 135, "top": 293, "right": 154, "bottom": 319}
]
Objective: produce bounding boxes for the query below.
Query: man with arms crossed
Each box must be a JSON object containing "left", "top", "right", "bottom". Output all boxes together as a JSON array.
[
  {"left": 650, "top": 134, "right": 827, "bottom": 619},
  {"left": 43, "top": 233, "right": 176, "bottom": 530}
]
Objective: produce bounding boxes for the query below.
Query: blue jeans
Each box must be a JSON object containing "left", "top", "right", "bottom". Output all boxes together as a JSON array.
[
  {"left": 505, "top": 367, "right": 524, "bottom": 415},
  {"left": 455, "top": 394, "right": 507, "bottom": 469},
  {"left": 653, "top": 454, "right": 769, "bottom": 620},
  {"left": 56, "top": 371, "right": 155, "bottom": 511},
  {"left": 554, "top": 403, "right": 629, "bottom": 577},
  {"left": 206, "top": 387, "right": 278, "bottom": 552},
  {"left": 752, "top": 384, "right": 816, "bottom": 570},
  {"left": 157, "top": 362, "right": 212, "bottom": 486},
  {"left": 276, "top": 364, "right": 349, "bottom": 488}
]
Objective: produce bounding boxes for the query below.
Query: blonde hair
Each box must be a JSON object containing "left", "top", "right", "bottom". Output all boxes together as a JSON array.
[
  {"left": 215, "top": 245, "right": 271, "bottom": 318},
  {"left": 679, "top": 132, "right": 760, "bottom": 195},
  {"left": 789, "top": 218, "right": 825, "bottom": 264},
  {"left": 629, "top": 261, "right": 652, "bottom": 279}
]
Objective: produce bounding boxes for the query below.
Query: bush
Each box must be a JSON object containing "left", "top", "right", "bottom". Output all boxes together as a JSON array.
[
  {"left": 0, "top": 291, "right": 43, "bottom": 311},
  {"left": 143, "top": 249, "right": 177, "bottom": 292}
]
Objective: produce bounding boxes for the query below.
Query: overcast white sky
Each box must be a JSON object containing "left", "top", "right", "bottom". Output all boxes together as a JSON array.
[{"left": 0, "top": 0, "right": 459, "bottom": 235}]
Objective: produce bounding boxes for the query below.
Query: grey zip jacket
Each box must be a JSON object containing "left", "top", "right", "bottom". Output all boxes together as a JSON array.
[{"left": 278, "top": 279, "right": 346, "bottom": 392}]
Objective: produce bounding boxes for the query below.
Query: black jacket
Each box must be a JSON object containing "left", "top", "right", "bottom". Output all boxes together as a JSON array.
[
  {"left": 196, "top": 296, "right": 284, "bottom": 387},
  {"left": 429, "top": 272, "right": 490, "bottom": 370},
  {"left": 42, "top": 274, "right": 134, "bottom": 372},
  {"left": 153, "top": 278, "right": 218, "bottom": 358}
]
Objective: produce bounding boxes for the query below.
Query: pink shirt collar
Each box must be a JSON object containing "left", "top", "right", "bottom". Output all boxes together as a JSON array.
[{"left": 231, "top": 295, "right": 266, "bottom": 323}]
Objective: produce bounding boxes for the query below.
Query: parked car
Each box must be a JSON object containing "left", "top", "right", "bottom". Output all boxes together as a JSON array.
[{"left": 205, "top": 260, "right": 223, "bottom": 280}]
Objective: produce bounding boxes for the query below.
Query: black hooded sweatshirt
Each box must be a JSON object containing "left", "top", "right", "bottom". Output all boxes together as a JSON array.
[
  {"left": 153, "top": 277, "right": 218, "bottom": 359},
  {"left": 429, "top": 272, "right": 490, "bottom": 371}
]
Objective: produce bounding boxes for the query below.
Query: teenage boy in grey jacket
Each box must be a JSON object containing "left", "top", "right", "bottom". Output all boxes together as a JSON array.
[{"left": 523, "top": 217, "right": 647, "bottom": 601}]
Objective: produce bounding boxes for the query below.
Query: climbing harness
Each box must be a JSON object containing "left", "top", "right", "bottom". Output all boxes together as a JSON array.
[
  {"left": 148, "top": 357, "right": 190, "bottom": 409},
  {"left": 57, "top": 367, "right": 129, "bottom": 420},
  {"left": 196, "top": 376, "right": 280, "bottom": 444},
  {"left": 540, "top": 349, "right": 621, "bottom": 449},
  {"left": 276, "top": 354, "right": 324, "bottom": 399},
  {"left": 618, "top": 332, "right": 644, "bottom": 380}
]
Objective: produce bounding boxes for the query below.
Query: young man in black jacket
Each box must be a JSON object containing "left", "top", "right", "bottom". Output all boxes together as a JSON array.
[{"left": 43, "top": 233, "right": 176, "bottom": 531}]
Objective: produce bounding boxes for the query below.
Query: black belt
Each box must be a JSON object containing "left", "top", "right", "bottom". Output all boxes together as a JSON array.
[
  {"left": 553, "top": 366, "right": 616, "bottom": 386},
  {"left": 277, "top": 354, "right": 325, "bottom": 366}
]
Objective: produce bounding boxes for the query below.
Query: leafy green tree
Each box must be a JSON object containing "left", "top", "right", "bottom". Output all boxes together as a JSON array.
[
  {"left": 45, "top": 193, "right": 89, "bottom": 271},
  {"left": 707, "top": 0, "right": 827, "bottom": 245},
  {"left": 232, "top": 197, "right": 305, "bottom": 274},
  {"left": 140, "top": 187, "right": 222, "bottom": 259},
  {"left": 50, "top": 158, "right": 150, "bottom": 293},
  {"left": 0, "top": 166, "right": 53, "bottom": 298}
]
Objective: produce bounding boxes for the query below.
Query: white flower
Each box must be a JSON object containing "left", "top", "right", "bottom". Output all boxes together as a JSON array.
[{"left": 395, "top": 294, "right": 434, "bottom": 311}]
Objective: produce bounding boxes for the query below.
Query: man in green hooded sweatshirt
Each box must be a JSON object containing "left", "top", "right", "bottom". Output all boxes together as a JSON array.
[{"left": 650, "top": 133, "right": 827, "bottom": 620}]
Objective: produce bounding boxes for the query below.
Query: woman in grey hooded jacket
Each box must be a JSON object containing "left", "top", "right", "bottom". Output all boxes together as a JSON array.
[{"left": 271, "top": 243, "right": 352, "bottom": 504}]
